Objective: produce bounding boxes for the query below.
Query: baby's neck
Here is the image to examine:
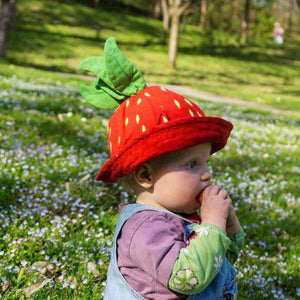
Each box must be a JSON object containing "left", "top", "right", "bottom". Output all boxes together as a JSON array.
[
  {"left": 136, "top": 193, "right": 166, "bottom": 211},
  {"left": 136, "top": 194, "right": 201, "bottom": 223}
]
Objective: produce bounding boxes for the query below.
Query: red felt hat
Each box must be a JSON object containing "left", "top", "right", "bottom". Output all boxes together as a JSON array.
[{"left": 95, "top": 85, "right": 233, "bottom": 182}]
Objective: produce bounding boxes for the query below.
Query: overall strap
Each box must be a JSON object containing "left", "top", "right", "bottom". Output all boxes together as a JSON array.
[{"left": 113, "top": 203, "right": 193, "bottom": 242}]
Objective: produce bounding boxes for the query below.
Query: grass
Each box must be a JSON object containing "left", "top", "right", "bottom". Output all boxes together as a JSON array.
[
  {"left": 1, "top": 0, "right": 300, "bottom": 112},
  {"left": 0, "top": 0, "right": 299, "bottom": 299}
]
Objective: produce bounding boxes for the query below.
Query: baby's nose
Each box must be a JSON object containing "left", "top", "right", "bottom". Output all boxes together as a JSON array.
[{"left": 200, "top": 170, "right": 212, "bottom": 181}]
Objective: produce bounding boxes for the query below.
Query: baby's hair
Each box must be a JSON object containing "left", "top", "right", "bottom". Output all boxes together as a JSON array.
[
  {"left": 120, "top": 158, "right": 159, "bottom": 196},
  {"left": 120, "top": 173, "right": 139, "bottom": 195}
]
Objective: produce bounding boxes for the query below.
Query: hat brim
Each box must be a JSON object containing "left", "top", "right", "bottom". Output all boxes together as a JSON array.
[{"left": 95, "top": 116, "right": 233, "bottom": 182}]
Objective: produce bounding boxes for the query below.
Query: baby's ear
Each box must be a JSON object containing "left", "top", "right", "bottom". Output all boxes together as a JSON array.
[{"left": 134, "top": 163, "right": 154, "bottom": 189}]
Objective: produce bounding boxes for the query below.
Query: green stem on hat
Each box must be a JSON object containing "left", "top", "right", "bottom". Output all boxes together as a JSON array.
[{"left": 78, "top": 37, "right": 147, "bottom": 109}]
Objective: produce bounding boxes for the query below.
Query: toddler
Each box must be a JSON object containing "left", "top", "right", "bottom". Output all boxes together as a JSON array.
[{"left": 78, "top": 38, "right": 244, "bottom": 300}]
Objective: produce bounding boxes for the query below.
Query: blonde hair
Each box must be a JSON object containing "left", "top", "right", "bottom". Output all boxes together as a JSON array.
[
  {"left": 120, "top": 159, "right": 158, "bottom": 196},
  {"left": 120, "top": 173, "right": 139, "bottom": 195}
]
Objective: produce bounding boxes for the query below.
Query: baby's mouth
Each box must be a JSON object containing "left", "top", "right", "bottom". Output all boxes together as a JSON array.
[
  {"left": 196, "top": 185, "right": 211, "bottom": 200},
  {"left": 195, "top": 191, "right": 201, "bottom": 200}
]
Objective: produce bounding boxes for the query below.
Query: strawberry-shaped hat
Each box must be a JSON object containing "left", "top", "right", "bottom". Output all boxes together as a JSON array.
[{"left": 78, "top": 38, "right": 233, "bottom": 183}]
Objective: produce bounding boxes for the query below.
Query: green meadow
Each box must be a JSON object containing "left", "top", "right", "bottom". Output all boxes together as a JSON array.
[
  {"left": 0, "top": 0, "right": 299, "bottom": 299},
  {"left": 2, "top": 0, "right": 300, "bottom": 112}
]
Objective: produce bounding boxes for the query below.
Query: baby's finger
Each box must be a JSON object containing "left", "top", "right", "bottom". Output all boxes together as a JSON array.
[
  {"left": 226, "top": 198, "right": 233, "bottom": 212},
  {"left": 218, "top": 188, "right": 228, "bottom": 199},
  {"left": 225, "top": 197, "right": 232, "bottom": 205},
  {"left": 208, "top": 184, "right": 222, "bottom": 195}
]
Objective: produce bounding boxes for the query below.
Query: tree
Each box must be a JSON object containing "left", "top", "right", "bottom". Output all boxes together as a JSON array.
[
  {"left": 94, "top": 0, "right": 100, "bottom": 9},
  {"left": 161, "top": 0, "right": 170, "bottom": 38},
  {"left": 0, "top": 0, "right": 16, "bottom": 59},
  {"left": 199, "top": 0, "right": 207, "bottom": 29},
  {"left": 153, "top": 0, "right": 161, "bottom": 18},
  {"left": 241, "top": 0, "right": 250, "bottom": 44},
  {"left": 287, "top": 0, "right": 297, "bottom": 36},
  {"left": 168, "top": 0, "right": 190, "bottom": 68}
]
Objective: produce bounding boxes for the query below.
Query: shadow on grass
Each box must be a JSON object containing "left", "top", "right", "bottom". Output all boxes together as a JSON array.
[
  {"left": 18, "top": 0, "right": 164, "bottom": 42},
  {"left": 7, "top": 26, "right": 166, "bottom": 73},
  {"left": 176, "top": 28, "right": 300, "bottom": 69},
  {"left": 0, "top": 118, "right": 107, "bottom": 208},
  {"left": 9, "top": 0, "right": 300, "bottom": 77},
  {"left": 5, "top": 107, "right": 107, "bottom": 155},
  {"left": 179, "top": 42, "right": 300, "bottom": 66},
  {"left": 278, "top": 89, "right": 300, "bottom": 96}
]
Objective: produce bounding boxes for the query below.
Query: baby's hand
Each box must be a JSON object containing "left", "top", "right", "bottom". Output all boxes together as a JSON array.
[
  {"left": 200, "top": 184, "right": 232, "bottom": 231},
  {"left": 226, "top": 206, "right": 241, "bottom": 235}
]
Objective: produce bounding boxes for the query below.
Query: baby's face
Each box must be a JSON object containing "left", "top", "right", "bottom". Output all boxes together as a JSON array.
[{"left": 150, "top": 143, "right": 212, "bottom": 215}]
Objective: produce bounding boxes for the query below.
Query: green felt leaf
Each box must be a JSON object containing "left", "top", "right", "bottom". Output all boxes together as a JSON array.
[
  {"left": 96, "top": 78, "right": 125, "bottom": 101},
  {"left": 78, "top": 37, "right": 147, "bottom": 109},
  {"left": 104, "top": 37, "right": 146, "bottom": 96},
  {"left": 79, "top": 83, "right": 120, "bottom": 109},
  {"left": 79, "top": 57, "right": 125, "bottom": 103},
  {"left": 78, "top": 57, "right": 106, "bottom": 78},
  {"left": 78, "top": 57, "right": 115, "bottom": 90}
]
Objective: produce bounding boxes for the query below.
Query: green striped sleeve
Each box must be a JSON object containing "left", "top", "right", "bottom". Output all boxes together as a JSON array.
[
  {"left": 168, "top": 223, "right": 231, "bottom": 295},
  {"left": 226, "top": 227, "right": 244, "bottom": 265}
]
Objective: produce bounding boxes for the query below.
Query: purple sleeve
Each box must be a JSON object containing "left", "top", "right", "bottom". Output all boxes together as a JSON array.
[{"left": 128, "top": 212, "right": 187, "bottom": 287}]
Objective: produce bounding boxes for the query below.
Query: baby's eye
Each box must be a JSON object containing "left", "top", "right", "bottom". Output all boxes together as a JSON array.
[{"left": 187, "top": 160, "right": 198, "bottom": 169}]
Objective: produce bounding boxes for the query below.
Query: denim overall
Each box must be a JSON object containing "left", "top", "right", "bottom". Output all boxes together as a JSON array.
[{"left": 104, "top": 204, "right": 237, "bottom": 300}]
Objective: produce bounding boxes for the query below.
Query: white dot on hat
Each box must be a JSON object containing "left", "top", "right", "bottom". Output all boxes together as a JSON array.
[
  {"left": 137, "top": 98, "right": 142, "bottom": 105},
  {"left": 185, "top": 98, "right": 193, "bottom": 107},
  {"left": 109, "top": 142, "right": 112, "bottom": 152},
  {"left": 174, "top": 99, "right": 181, "bottom": 109},
  {"left": 197, "top": 111, "right": 202, "bottom": 117},
  {"left": 163, "top": 116, "right": 168, "bottom": 123},
  {"left": 142, "top": 125, "right": 146, "bottom": 132},
  {"left": 161, "top": 87, "right": 166, "bottom": 92},
  {"left": 136, "top": 114, "right": 140, "bottom": 124},
  {"left": 118, "top": 136, "right": 121, "bottom": 145},
  {"left": 125, "top": 117, "right": 129, "bottom": 126},
  {"left": 144, "top": 92, "right": 151, "bottom": 97},
  {"left": 126, "top": 100, "right": 130, "bottom": 108},
  {"left": 189, "top": 109, "right": 195, "bottom": 117}
]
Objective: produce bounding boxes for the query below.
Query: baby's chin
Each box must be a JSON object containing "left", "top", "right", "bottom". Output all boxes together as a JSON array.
[
  {"left": 184, "top": 208, "right": 199, "bottom": 215},
  {"left": 176, "top": 205, "right": 200, "bottom": 216}
]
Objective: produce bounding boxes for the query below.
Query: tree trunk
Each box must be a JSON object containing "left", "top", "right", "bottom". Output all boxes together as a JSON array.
[
  {"left": 199, "top": 0, "right": 207, "bottom": 29},
  {"left": 287, "top": 0, "right": 295, "bottom": 36},
  {"left": 7, "top": 0, "right": 16, "bottom": 28},
  {"left": 0, "top": 0, "right": 15, "bottom": 59},
  {"left": 169, "top": 13, "right": 180, "bottom": 69},
  {"left": 154, "top": 0, "right": 161, "bottom": 19},
  {"left": 167, "top": 0, "right": 190, "bottom": 68},
  {"left": 161, "top": 0, "right": 170, "bottom": 38},
  {"left": 230, "top": 0, "right": 239, "bottom": 33},
  {"left": 241, "top": 0, "right": 250, "bottom": 44},
  {"left": 94, "top": 0, "right": 99, "bottom": 9},
  {"left": 216, "top": 0, "right": 223, "bottom": 30}
]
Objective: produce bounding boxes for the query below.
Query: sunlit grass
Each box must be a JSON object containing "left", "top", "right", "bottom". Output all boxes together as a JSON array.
[{"left": 1, "top": 0, "right": 299, "bottom": 112}]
